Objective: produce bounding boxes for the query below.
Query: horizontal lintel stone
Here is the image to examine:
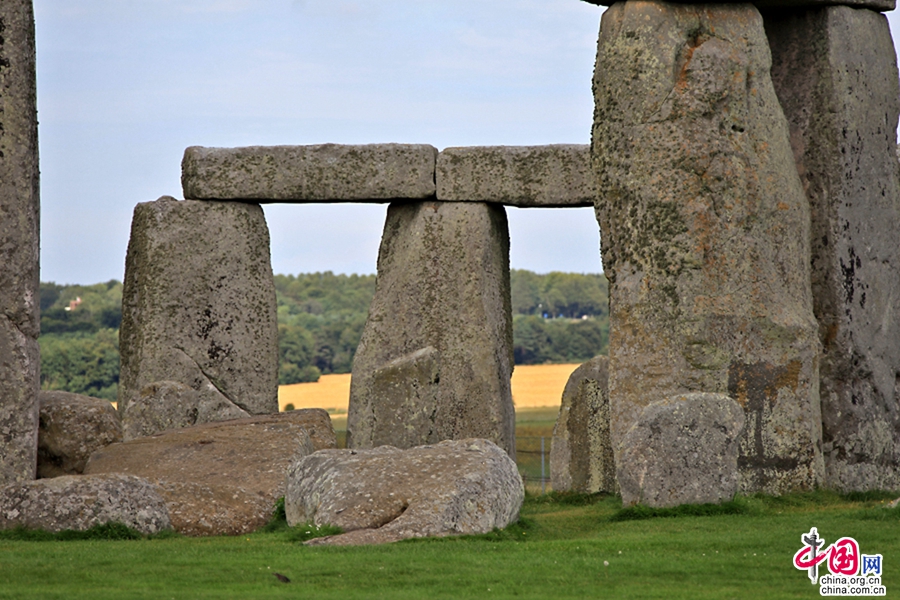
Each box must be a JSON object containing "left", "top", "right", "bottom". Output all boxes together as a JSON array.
[
  {"left": 435, "top": 145, "right": 595, "bottom": 208},
  {"left": 182, "top": 143, "right": 438, "bottom": 202},
  {"left": 580, "top": 0, "right": 895, "bottom": 11}
]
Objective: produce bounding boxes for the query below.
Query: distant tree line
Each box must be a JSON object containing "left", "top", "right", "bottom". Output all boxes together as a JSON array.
[{"left": 38, "top": 270, "right": 609, "bottom": 398}]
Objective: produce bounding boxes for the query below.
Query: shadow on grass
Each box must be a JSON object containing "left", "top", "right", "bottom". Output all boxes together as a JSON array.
[{"left": 0, "top": 522, "right": 180, "bottom": 542}]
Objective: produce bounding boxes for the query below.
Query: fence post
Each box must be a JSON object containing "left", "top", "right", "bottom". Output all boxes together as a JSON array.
[{"left": 541, "top": 436, "right": 546, "bottom": 494}]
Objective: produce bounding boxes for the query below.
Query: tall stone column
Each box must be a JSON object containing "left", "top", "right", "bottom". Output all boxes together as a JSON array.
[
  {"left": 593, "top": 1, "right": 823, "bottom": 494},
  {"left": 0, "top": 0, "right": 39, "bottom": 484},
  {"left": 119, "top": 197, "right": 279, "bottom": 433},
  {"left": 347, "top": 201, "right": 515, "bottom": 458},
  {"left": 765, "top": 6, "right": 900, "bottom": 491}
]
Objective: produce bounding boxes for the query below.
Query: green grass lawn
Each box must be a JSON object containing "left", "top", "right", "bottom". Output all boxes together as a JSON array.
[{"left": 1, "top": 490, "right": 896, "bottom": 599}]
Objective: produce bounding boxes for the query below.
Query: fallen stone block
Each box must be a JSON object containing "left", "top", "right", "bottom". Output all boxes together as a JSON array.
[
  {"left": 0, "top": 474, "right": 171, "bottom": 535},
  {"left": 617, "top": 393, "right": 745, "bottom": 508},
  {"left": 347, "top": 201, "right": 515, "bottom": 456},
  {"left": 84, "top": 413, "right": 322, "bottom": 536},
  {"left": 118, "top": 196, "right": 279, "bottom": 427},
  {"left": 182, "top": 144, "right": 437, "bottom": 202},
  {"left": 436, "top": 145, "right": 594, "bottom": 207},
  {"left": 593, "top": 1, "right": 823, "bottom": 494},
  {"left": 285, "top": 438, "right": 524, "bottom": 545},
  {"left": 38, "top": 391, "right": 123, "bottom": 478},
  {"left": 550, "top": 357, "right": 615, "bottom": 494},
  {"left": 766, "top": 5, "right": 900, "bottom": 492}
]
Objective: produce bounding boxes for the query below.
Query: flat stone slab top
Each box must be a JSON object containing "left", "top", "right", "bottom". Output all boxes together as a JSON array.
[
  {"left": 580, "top": 0, "right": 896, "bottom": 12},
  {"left": 85, "top": 412, "right": 324, "bottom": 536},
  {"left": 182, "top": 143, "right": 438, "bottom": 202},
  {"left": 436, "top": 145, "right": 594, "bottom": 207},
  {"left": 182, "top": 143, "right": 595, "bottom": 207}
]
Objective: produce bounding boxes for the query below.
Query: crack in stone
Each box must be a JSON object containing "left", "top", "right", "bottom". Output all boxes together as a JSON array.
[{"left": 172, "top": 346, "right": 250, "bottom": 413}]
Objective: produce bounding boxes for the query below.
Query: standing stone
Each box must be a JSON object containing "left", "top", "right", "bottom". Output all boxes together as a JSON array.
[
  {"left": 550, "top": 357, "right": 615, "bottom": 494},
  {"left": 617, "top": 393, "right": 745, "bottom": 508},
  {"left": 766, "top": 7, "right": 900, "bottom": 491},
  {"left": 121, "top": 381, "right": 202, "bottom": 441},
  {"left": 593, "top": 2, "right": 823, "bottom": 494},
  {"left": 118, "top": 196, "right": 279, "bottom": 425},
  {"left": 347, "top": 201, "right": 515, "bottom": 457},
  {"left": 0, "top": 0, "right": 39, "bottom": 485}
]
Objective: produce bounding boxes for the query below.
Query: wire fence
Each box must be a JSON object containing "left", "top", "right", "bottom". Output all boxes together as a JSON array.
[{"left": 517, "top": 436, "right": 553, "bottom": 493}]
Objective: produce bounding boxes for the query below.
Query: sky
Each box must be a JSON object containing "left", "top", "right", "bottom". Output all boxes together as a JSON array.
[{"left": 33, "top": 1, "right": 900, "bottom": 284}]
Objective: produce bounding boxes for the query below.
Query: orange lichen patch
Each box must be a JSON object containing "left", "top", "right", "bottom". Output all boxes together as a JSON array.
[
  {"left": 776, "top": 201, "right": 790, "bottom": 211},
  {"left": 277, "top": 363, "right": 581, "bottom": 414}
]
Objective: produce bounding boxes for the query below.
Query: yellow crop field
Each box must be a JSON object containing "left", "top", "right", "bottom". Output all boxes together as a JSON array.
[{"left": 278, "top": 363, "right": 581, "bottom": 413}]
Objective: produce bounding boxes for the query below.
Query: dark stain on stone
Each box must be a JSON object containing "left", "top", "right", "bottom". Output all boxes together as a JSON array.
[{"left": 728, "top": 361, "right": 801, "bottom": 481}]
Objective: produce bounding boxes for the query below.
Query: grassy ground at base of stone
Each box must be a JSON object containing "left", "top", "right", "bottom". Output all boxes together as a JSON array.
[{"left": 1, "top": 490, "right": 896, "bottom": 599}]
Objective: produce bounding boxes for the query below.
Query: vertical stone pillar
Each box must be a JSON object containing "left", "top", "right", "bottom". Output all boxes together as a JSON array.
[
  {"left": 0, "top": 0, "right": 39, "bottom": 484},
  {"left": 119, "top": 197, "right": 279, "bottom": 433},
  {"left": 550, "top": 357, "right": 615, "bottom": 494},
  {"left": 593, "top": 1, "right": 823, "bottom": 494},
  {"left": 765, "top": 6, "right": 900, "bottom": 491},
  {"left": 347, "top": 201, "right": 515, "bottom": 458}
]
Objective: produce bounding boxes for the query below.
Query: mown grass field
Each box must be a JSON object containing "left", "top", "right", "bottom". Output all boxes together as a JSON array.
[{"left": 1, "top": 491, "right": 897, "bottom": 599}]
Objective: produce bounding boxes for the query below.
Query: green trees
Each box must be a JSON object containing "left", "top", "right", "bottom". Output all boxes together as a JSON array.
[
  {"left": 274, "top": 272, "right": 376, "bottom": 381},
  {"left": 37, "top": 270, "right": 609, "bottom": 399},
  {"left": 38, "top": 281, "right": 123, "bottom": 401}
]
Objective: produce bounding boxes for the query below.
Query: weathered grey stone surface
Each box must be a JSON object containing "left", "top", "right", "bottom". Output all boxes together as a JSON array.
[
  {"left": 121, "top": 381, "right": 202, "bottom": 441},
  {"left": 0, "top": 0, "right": 40, "bottom": 486},
  {"left": 347, "top": 201, "right": 515, "bottom": 457},
  {"left": 285, "top": 438, "right": 524, "bottom": 546},
  {"left": 0, "top": 474, "right": 171, "bottom": 535},
  {"left": 182, "top": 144, "right": 437, "bottom": 202},
  {"left": 581, "top": 1, "right": 896, "bottom": 12},
  {"left": 766, "top": 7, "right": 900, "bottom": 492},
  {"left": 593, "top": 2, "right": 823, "bottom": 494},
  {"left": 38, "top": 391, "right": 123, "bottom": 478},
  {"left": 436, "top": 145, "right": 594, "bottom": 207},
  {"left": 85, "top": 413, "right": 320, "bottom": 536},
  {"left": 550, "top": 357, "right": 616, "bottom": 494},
  {"left": 617, "top": 393, "right": 745, "bottom": 507},
  {"left": 369, "top": 346, "right": 441, "bottom": 449},
  {"left": 118, "top": 196, "right": 278, "bottom": 427}
]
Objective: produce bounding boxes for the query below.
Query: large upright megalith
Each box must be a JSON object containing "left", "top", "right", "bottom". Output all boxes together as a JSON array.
[
  {"left": 118, "top": 197, "right": 279, "bottom": 429},
  {"left": 0, "top": 0, "right": 39, "bottom": 485},
  {"left": 593, "top": 2, "right": 823, "bottom": 493},
  {"left": 550, "top": 357, "right": 615, "bottom": 494},
  {"left": 347, "top": 201, "right": 515, "bottom": 457},
  {"left": 765, "top": 7, "right": 900, "bottom": 491}
]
